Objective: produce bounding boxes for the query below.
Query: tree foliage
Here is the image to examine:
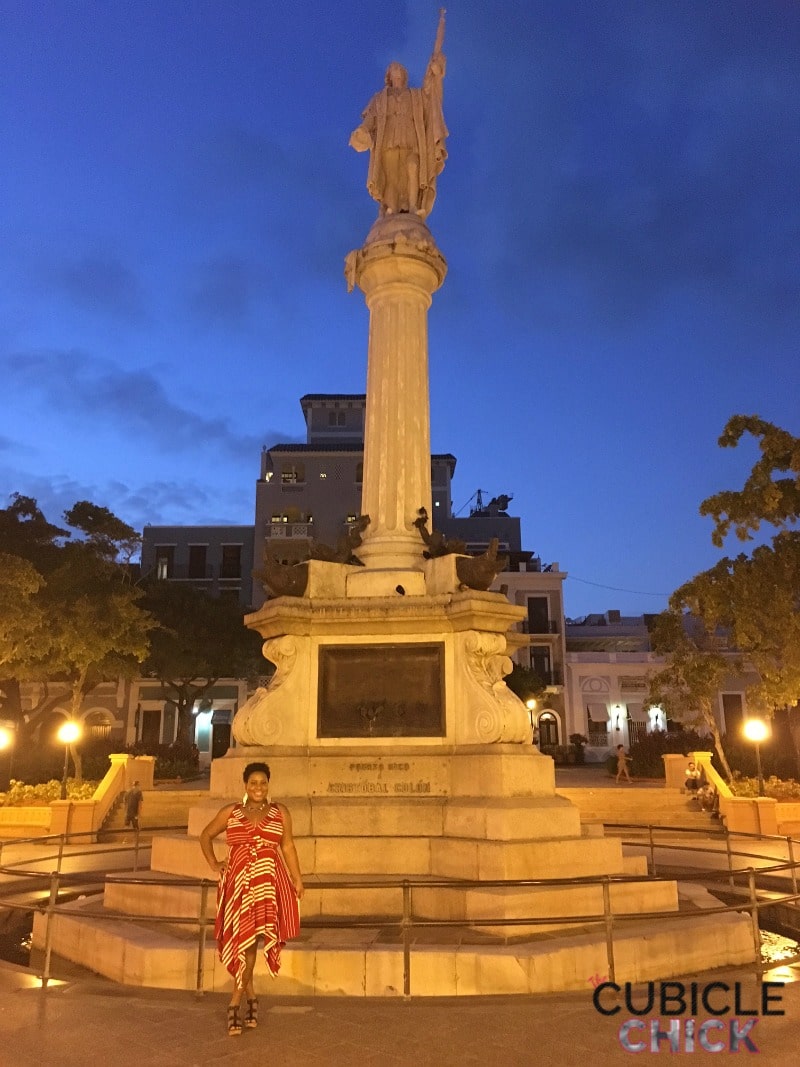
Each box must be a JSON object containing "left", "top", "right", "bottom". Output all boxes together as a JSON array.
[
  {"left": 652, "top": 416, "right": 800, "bottom": 777},
  {"left": 648, "top": 610, "right": 735, "bottom": 780},
  {"left": 0, "top": 495, "right": 153, "bottom": 778},
  {"left": 504, "top": 663, "right": 548, "bottom": 704},
  {"left": 142, "top": 582, "right": 264, "bottom": 748},
  {"left": 700, "top": 415, "right": 800, "bottom": 545},
  {"left": 0, "top": 552, "right": 44, "bottom": 672}
]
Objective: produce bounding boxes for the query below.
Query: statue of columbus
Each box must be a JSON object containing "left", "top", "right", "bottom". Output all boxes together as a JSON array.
[{"left": 349, "top": 9, "right": 447, "bottom": 220}]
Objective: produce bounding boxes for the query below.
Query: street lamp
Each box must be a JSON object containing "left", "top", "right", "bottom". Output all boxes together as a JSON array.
[
  {"left": 57, "top": 720, "right": 81, "bottom": 800},
  {"left": 742, "top": 718, "right": 769, "bottom": 797},
  {"left": 526, "top": 699, "right": 537, "bottom": 743},
  {"left": 0, "top": 725, "right": 14, "bottom": 792}
]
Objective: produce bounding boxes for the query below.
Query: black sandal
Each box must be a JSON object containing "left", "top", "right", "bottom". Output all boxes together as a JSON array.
[
  {"left": 227, "top": 1005, "right": 243, "bottom": 1036},
  {"left": 244, "top": 998, "right": 258, "bottom": 1029}
]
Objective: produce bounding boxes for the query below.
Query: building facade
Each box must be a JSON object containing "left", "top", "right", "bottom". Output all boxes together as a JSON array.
[
  {"left": 564, "top": 611, "right": 755, "bottom": 762},
  {"left": 140, "top": 524, "right": 255, "bottom": 608}
]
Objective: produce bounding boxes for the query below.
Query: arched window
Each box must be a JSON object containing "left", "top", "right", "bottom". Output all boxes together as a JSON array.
[
  {"left": 537, "top": 711, "right": 559, "bottom": 747},
  {"left": 84, "top": 709, "right": 113, "bottom": 739}
]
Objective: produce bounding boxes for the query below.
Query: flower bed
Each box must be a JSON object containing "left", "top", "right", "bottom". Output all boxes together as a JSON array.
[{"left": 0, "top": 779, "right": 99, "bottom": 807}]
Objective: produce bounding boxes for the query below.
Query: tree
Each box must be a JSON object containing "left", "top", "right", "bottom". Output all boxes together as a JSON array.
[
  {"left": 652, "top": 417, "right": 800, "bottom": 776},
  {"left": 505, "top": 663, "right": 548, "bottom": 705},
  {"left": 648, "top": 610, "right": 736, "bottom": 780},
  {"left": 142, "top": 583, "right": 264, "bottom": 749},
  {"left": 700, "top": 415, "right": 800, "bottom": 545},
  {"left": 0, "top": 496, "right": 154, "bottom": 778},
  {"left": 0, "top": 552, "right": 44, "bottom": 673},
  {"left": 36, "top": 548, "right": 152, "bottom": 779}
]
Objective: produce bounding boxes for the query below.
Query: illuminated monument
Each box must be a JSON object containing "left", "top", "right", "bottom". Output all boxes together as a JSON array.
[{"left": 38, "top": 14, "right": 755, "bottom": 993}]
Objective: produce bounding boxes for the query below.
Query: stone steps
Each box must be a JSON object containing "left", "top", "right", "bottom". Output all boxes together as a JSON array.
[
  {"left": 557, "top": 787, "right": 713, "bottom": 829},
  {"left": 102, "top": 790, "right": 211, "bottom": 834},
  {"left": 104, "top": 858, "right": 662, "bottom": 931},
  {"left": 31, "top": 891, "right": 755, "bottom": 995}
]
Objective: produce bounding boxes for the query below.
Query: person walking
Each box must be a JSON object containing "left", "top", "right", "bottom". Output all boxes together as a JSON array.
[
  {"left": 199, "top": 762, "right": 304, "bottom": 1036},
  {"left": 615, "top": 745, "right": 633, "bottom": 784},
  {"left": 124, "top": 780, "right": 143, "bottom": 831}
]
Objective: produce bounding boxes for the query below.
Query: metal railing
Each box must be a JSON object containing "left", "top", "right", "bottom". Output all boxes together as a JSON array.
[{"left": 2, "top": 823, "right": 800, "bottom": 997}]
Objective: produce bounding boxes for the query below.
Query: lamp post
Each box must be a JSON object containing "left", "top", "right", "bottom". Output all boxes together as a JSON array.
[
  {"left": 0, "top": 725, "right": 14, "bottom": 792},
  {"left": 526, "top": 699, "right": 537, "bottom": 745},
  {"left": 742, "top": 718, "right": 769, "bottom": 797},
  {"left": 57, "top": 720, "right": 81, "bottom": 800}
]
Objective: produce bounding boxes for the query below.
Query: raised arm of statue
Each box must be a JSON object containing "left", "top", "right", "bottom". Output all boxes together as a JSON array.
[
  {"left": 425, "top": 9, "right": 447, "bottom": 86},
  {"left": 434, "top": 8, "right": 446, "bottom": 57}
]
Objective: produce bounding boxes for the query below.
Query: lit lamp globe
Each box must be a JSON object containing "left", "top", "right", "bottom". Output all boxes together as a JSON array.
[
  {"left": 58, "top": 720, "right": 82, "bottom": 800},
  {"left": 0, "top": 726, "right": 13, "bottom": 792},
  {"left": 525, "top": 699, "right": 537, "bottom": 744},
  {"left": 742, "top": 718, "right": 769, "bottom": 797},
  {"left": 57, "top": 720, "right": 81, "bottom": 746}
]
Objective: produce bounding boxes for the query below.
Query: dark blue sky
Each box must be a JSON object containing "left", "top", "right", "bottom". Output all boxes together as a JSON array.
[{"left": 2, "top": 0, "right": 798, "bottom": 617}]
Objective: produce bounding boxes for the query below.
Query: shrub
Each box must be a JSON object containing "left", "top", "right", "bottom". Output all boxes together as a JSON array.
[
  {"left": 627, "top": 728, "right": 711, "bottom": 778},
  {"left": 0, "top": 778, "right": 99, "bottom": 807},
  {"left": 569, "top": 734, "right": 588, "bottom": 765},
  {"left": 730, "top": 773, "right": 800, "bottom": 800}
]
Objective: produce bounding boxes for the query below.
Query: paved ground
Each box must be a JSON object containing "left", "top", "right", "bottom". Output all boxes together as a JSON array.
[
  {"left": 0, "top": 960, "right": 798, "bottom": 1066},
  {"left": 1, "top": 770, "right": 797, "bottom": 1065}
]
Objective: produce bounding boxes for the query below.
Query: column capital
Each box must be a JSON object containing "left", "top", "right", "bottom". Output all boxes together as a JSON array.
[{"left": 345, "top": 216, "right": 447, "bottom": 296}]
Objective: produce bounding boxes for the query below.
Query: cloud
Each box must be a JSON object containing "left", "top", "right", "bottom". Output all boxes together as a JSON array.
[
  {"left": 44, "top": 255, "right": 146, "bottom": 321},
  {"left": 0, "top": 468, "right": 253, "bottom": 533},
  {"left": 0, "top": 348, "right": 298, "bottom": 460}
]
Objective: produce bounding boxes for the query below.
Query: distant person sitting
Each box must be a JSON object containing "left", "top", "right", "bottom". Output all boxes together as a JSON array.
[
  {"left": 125, "top": 781, "right": 143, "bottom": 832},
  {"left": 684, "top": 762, "right": 702, "bottom": 793},
  {"left": 697, "top": 774, "right": 719, "bottom": 815},
  {"left": 615, "top": 745, "right": 633, "bottom": 784}
]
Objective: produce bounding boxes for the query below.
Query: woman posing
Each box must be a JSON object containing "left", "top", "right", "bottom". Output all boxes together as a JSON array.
[{"left": 200, "top": 762, "right": 304, "bottom": 1035}]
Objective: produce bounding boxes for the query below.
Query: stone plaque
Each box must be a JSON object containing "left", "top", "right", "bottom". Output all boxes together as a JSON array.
[{"left": 318, "top": 643, "right": 445, "bottom": 737}]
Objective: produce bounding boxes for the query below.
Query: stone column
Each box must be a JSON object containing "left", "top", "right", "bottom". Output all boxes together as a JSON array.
[{"left": 348, "top": 216, "right": 447, "bottom": 571}]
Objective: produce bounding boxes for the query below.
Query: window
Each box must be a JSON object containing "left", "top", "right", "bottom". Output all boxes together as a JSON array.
[
  {"left": 527, "top": 597, "right": 551, "bottom": 634},
  {"left": 155, "top": 546, "right": 174, "bottom": 579},
  {"left": 319, "top": 471, "right": 327, "bottom": 479},
  {"left": 538, "top": 712, "right": 559, "bottom": 747},
  {"left": 188, "top": 544, "right": 207, "bottom": 579},
  {"left": 328, "top": 410, "right": 346, "bottom": 426},
  {"left": 722, "top": 693, "right": 744, "bottom": 735},
  {"left": 281, "top": 462, "right": 305, "bottom": 484},
  {"left": 530, "top": 645, "right": 551, "bottom": 682},
  {"left": 346, "top": 513, "right": 357, "bottom": 524},
  {"left": 587, "top": 702, "right": 609, "bottom": 746},
  {"left": 220, "top": 544, "right": 242, "bottom": 579}
]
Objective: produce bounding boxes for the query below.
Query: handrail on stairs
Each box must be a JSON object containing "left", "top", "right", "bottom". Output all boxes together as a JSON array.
[{"left": 3, "top": 823, "right": 800, "bottom": 997}]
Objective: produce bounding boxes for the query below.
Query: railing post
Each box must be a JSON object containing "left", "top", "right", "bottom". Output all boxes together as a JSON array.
[
  {"left": 648, "top": 825, "right": 656, "bottom": 877},
  {"left": 133, "top": 826, "right": 141, "bottom": 874},
  {"left": 40, "top": 870, "right": 60, "bottom": 987},
  {"left": 787, "top": 836, "right": 798, "bottom": 899},
  {"left": 725, "top": 826, "right": 735, "bottom": 888},
  {"left": 56, "top": 832, "right": 66, "bottom": 876},
  {"left": 745, "top": 867, "right": 762, "bottom": 983},
  {"left": 402, "top": 880, "right": 412, "bottom": 999},
  {"left": 602, "top": 877, "right": 616, "bottom": 985},
  {"left": 196, "top": 881, "right": 210, "bottom": 996}
]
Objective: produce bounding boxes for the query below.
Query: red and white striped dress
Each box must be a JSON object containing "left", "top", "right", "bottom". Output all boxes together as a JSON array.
[{"left": 215, "top": 803, "right": 300, "bottom": 984}]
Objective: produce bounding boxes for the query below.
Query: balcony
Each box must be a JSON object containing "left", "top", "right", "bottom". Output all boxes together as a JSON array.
[
  {"left": 521, "top": 620, "right": 559, "bottom": 635},
  {"left": 152, "top": 564, "right": 214, "bottom": 581},
  {"left": 265, "top": 523, "right": 313, "bottom": 539}
]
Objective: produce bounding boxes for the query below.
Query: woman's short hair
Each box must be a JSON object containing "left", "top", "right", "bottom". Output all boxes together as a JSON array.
[{"left": 243, "top": 762, "right": 271, "bottom": 782}]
